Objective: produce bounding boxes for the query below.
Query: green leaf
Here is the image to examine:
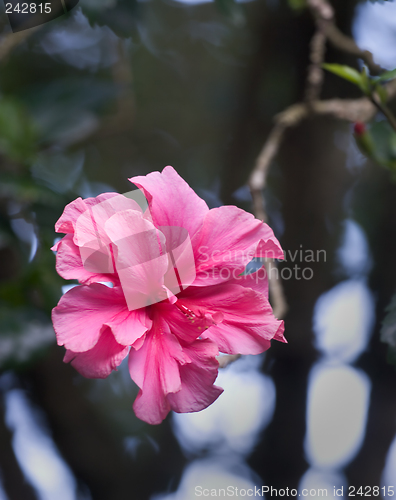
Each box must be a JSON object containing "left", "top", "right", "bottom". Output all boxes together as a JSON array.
[
  {"left": 322, "top": 63, "right": 363, "bottom": 88},
  {"left": 0, "top": 98, "right": 37, "bottom": 163},
  {"left": 375, "top": 83, "right": 388, "bottom": 105},
  {"left": 370, "top": 120, "right": 396, "bottom": 165},
  {"left": 288, "top": 0, "right": 307, "bottom": 10},
  {"left": 214, "top": 0, "right": 244, "bottom": 24},
  {"left": 376, "top": 68, "right": 396, "bottom": 83},
  {"left": 360, "top": 66, "right": 371, "bottom": 95}
]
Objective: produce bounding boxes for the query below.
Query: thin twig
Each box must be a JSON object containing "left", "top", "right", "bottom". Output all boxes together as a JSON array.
[
  {"left": 249, "top": 123, "right": 286, "bottom": 222},
  {"left": 248, "top": 0, "right": 396, "bottom": 323},
  {"left": 370, "top": 95, "right": 396, "bottom": 133},
  {"left": 325, "top": 24, "right": 384, "bottom": 75},
  {"left": 305, "top": 24, "right": 327, "bottom": 102},
  {"left": 217, "top": 354, "right": 241, "bottom": 369},
  {"left": 307, "top": 0, "right": 384, "bottom": 75},
  {"left": 306, "top": 30, "right": 326, "bottom": 102}
]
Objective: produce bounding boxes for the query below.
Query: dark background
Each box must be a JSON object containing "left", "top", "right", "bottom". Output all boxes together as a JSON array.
[{"left": 0, "top": 0, "right": 396, "bottom": 498}]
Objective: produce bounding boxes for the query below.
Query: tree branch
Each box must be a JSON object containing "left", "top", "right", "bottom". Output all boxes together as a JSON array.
[
  {"left": 307, "top": 0, "right": 384, "bottom": 75},
  {"left": 248, "top": 0, "right": 396, "bottom": 321}
]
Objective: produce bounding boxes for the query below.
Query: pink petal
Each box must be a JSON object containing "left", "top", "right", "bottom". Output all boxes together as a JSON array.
[
  {"left": 225, "top": 264, "right": 270, "bottom": 299},
  {"left": 129, "top": 321, "right": 191, "bottom": 425},
  {"left": 129, "top": 166, "right": 209, "bottom": 240},
  {"left": 179, "top": 283, "right": 285, "bottom": 355},
  {"left": 192, "top": 206, "right": 283, "bottom": 286},
  {"left": 56, "top": 193, "right": 143, "bottom": 277},
  {"left": 73, "top": 194, "right": 142, "bottom": 248},
  {"left": 154, "top": 300, "right": 213, "bottom": 344},
  {"left": 74, "top": 196, "right": 143, "bottom": 276},
  {"left": 105, "top": 210, "right": 170, "bottom": 311},
  {"left": 63, "top": 327, "right": 129, "bottom": 379},
  {"left": 54, "top": 234, "right": 118, "bottom": 285},
  {"left": 55, "top": 197, "right": 90, "bottom": 235},
  {"left": 160, "top": 225, "right": 196, "bottom": 295},
  {"left": 52, "top": 283, "right": 149, "bottom": 352},
  {"left": 129, "top": 325, "right": 222, "bottom": 424},
  {"left": 107, "top": 307, "right": 152, "bottom": 346},
  {"left": 167, "top": 338, "right": 223, "bottom": 413},
  {"left": 55, "top": 193, "right": 125, "bottom": 234}
]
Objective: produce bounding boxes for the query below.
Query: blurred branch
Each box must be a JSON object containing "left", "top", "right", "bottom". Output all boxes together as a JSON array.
[
  {"left": 305, "top": 27, "right": 326, "bottom": 103},
  {"left": 217, "top": 354, "right": 241, "bottom": 369},
  {"left": 249, "top": 81, "right": 396, "bottom": 199},
  {"left": 307, "top": 0, "right": 384, "bottom": 75},
  {"left": 370, "top": 94, "right": 396, "bottom": 133},
  {"left": 248, "top": 0, "right": 394, "bottom": 322}
]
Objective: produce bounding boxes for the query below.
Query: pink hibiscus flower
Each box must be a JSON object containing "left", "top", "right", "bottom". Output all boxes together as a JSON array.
[{"left": 51, "top": 166, "right": 286, "bottom": 425}]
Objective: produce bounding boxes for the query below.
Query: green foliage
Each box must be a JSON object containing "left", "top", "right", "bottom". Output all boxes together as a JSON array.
[
  {"left": 288, "top": 0, "right": 307, "bottom": 10},
  {"left": 322, "top": 63, "right": 396, "bottom": 97},
  {"left": 322, "top": 63, "right": 364, "bottom": 89},
  {"left": 354, "top": 120, "right": 396, "bottom": 176},
  {"left": 375, "top": 68, "right": 396, "bottom": 83},
  {"left": 81, "top": 0, "right": 140, "bottom": 37},
  {"left": 214, "top": 0, "right": 245, "bottom": 24},
  {"left": 0, "top": 98, "right": 37, "bottom": 163},
  {"left": 376, "top": 83, "right": 388, "bottom": 105},
  {"left": 369, "top": 121, "right": 396, "bottom": 172}
]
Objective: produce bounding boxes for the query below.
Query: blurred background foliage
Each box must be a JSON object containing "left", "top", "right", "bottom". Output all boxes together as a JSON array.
[{"left": 1, "top": 0, "right": 396, "bottom": 499}]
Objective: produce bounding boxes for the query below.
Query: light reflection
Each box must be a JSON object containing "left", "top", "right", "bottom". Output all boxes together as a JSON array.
[
  {"left": 337, "top": 219, "right": 372, "bottom": 278},
  {"left": 353, "top": 1, "right": 396, "bottom": 70},
  {"left": 4, "top": 389, "right": 78, "bottom": 500},
  {"left": 31, "top": 151, "right": 85, "bottom": 195},
  {"left": 10, "top": 218, "right": 38, "bottom": 263},
  {"left": 381, "top": 432, "right": 396, "bottom": 492},
  {"left": 0, "top": 474, "right": 9, "bottom": 500},
  {"left": 172, "top": 355, "right": 275, "bottom": 457},
  {"left": 0, "top": 324, "right": 54, "bottom": 368},
  {"left": 164, "top": 0, "right": 254, "bottom": 4},
  {"left": 151, "top": 458, "right": 262, "bottom": 500},
  {"left": 299, "top": 469, "right": 346, "bottom": 500},
  {"left": 39, "top": 9, "right": 119, "bottom": 71},
  {"left": 305, "top": 364, "right": 371, "bottom": 470},
  {"left": 313, "top": 280, "right": 375, "bottom": 363}
]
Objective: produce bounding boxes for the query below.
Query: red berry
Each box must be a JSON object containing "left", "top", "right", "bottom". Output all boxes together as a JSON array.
[{"left": 354, "top": 122, "right": 366, "bottom": 136}]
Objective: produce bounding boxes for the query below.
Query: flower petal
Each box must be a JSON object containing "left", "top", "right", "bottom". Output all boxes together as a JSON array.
[
  {"left": 154, "top": 300, "right": 213, "bottom": 344},
  {"left": 129, "top": 320, "right": 191, "bottom": 425},
  {"left": 55, "top": 193, "right": 133, "bottom": 235},
  {"left": 179, "top": 283, "right": 285, "bottom": 354},
  {"left": 54, "top": 234, "right": 118, "bottom": 285},
  {"left": 105, "top": 210, "right": 170, "bottom": 311},
  {"left": 106, "top": 307, "right": 151, "bottom": 347},
  {"left": 192, "top": 206, "right": 283, "bottom": 286},
  {"left": 167, "top": 338, "right": 223, "bottom": 413},
  {"left": 63, "top": 327, "right": 129, "bottom": 379},
  {"left": 224, "top": 264, "right": 270, "bottom": 299},
  {"left": 129, "top": 166, "right": 209, "bottom": 239},
  {"left": 52, "top": 284, "right": 148, "bottom": 352}
]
